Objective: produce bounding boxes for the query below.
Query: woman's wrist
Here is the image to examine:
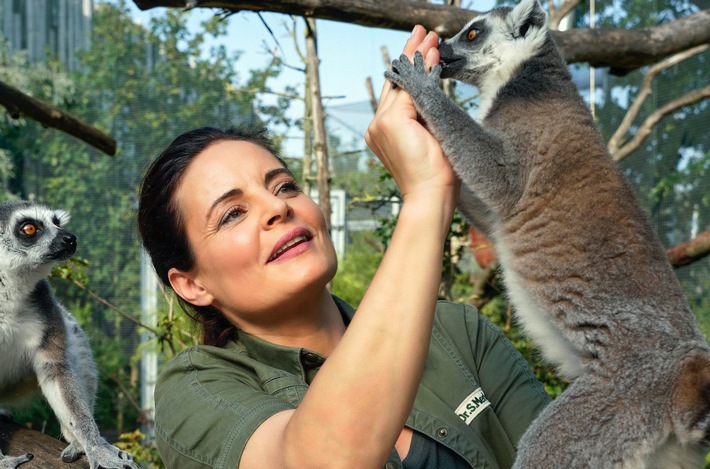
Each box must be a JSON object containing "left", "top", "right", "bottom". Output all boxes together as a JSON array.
[{"left": 399, "top": 188, "right": 458, "bottom": 236}]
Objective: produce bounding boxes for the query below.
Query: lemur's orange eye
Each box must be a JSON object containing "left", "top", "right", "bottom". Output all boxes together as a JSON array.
[
  {"left": 468, "top": 29, "right": 478, "bottom": 40},
  {"left": 21, "top": 223, "right": 37, "bottom": 236}
]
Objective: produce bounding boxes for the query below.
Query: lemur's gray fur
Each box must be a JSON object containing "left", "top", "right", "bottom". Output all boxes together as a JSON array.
[
  {"left": 0, "top": 200, "right": 139, "bottom": 469},
  {"left": 386, "top": 0, "right": 710, "bottom": 467}
]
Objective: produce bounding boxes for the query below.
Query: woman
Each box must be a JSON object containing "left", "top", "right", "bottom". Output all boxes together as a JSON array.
[{"left": 137, "top": 27, "right": 549, "bottom": 469}]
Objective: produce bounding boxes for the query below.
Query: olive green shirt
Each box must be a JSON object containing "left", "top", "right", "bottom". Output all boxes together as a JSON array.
[{"left": 154, "top": 299, "right": 550, "bottom": 468}]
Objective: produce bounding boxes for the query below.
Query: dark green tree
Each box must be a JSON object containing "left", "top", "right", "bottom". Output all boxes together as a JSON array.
[{"left": 0, "top": 1, "right": 291, "bottom": 442}]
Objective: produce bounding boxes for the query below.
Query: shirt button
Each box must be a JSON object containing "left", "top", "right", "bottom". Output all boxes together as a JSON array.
[
  {"left": 302, "top": 352, "right": 320, "bottom": 366},
  {"left": 385, "top": 462, "right": 399, "bottom": 469},
  {"left": 437, "top": 427, "right": 448, "bottom": 437}
]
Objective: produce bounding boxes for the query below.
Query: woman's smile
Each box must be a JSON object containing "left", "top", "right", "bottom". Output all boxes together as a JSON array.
[{"left": 267, "top": 227, "right": 314, "bottom": 263}]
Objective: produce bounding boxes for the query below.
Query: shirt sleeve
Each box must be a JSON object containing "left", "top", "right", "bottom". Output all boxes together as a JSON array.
[
  {"left": 467, "top": 307, "right": 551, "bottom": 446},
  {"left": 154, "top": 347, "right": 296, "bottom": 469}
]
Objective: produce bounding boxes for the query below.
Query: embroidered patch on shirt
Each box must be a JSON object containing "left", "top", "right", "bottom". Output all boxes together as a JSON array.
[{"left": 455, "top": 388, "right": 490, "bottom": 425}]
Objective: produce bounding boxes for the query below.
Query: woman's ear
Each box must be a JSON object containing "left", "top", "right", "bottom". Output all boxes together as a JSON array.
[{"left": 168, "top": 267, "right": 214, "bottom": 307}]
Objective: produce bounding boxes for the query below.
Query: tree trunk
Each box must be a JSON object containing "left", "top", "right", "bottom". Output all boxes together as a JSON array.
[
  {"left": 302, "top": 76, "right": 314, "bottom": 196},
  {"left": 305, "top": 17, "right": 331, "bottom": 230},
  {"left": 0, "top": 420, "right": 90, "bottom": 469}
]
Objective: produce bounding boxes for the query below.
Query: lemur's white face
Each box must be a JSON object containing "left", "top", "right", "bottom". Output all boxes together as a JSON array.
[
  {"left": 439, "top": 0, "right": 548, "bottom": 98},
  {"left": 0, "top": 202, "right": 74, "bottom": 274}
]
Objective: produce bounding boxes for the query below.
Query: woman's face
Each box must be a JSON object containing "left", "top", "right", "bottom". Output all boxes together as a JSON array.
[{"left": 170, "top": 139, "right": 337, "bottom": 324}]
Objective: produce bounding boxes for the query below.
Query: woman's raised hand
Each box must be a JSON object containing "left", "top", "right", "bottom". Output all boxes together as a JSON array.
[{"left": 365, "top": 25, "right": 459, "bottom": 205}]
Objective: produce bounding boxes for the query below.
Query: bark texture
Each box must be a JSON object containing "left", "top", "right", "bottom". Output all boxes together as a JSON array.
[
  {"left": 0, "top": 420, "right": 90, "bottom": 469},
  {"left": 132, "top": 0, "right": 710, "bottom": 74}
]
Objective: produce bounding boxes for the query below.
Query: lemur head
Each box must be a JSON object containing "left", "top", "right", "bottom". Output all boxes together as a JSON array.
[
  {"left": 0, "top": 200, "right": 76, "bottom": 280},
  {"left": 439, "top": 0, "right": 548, "bottom": 91}
]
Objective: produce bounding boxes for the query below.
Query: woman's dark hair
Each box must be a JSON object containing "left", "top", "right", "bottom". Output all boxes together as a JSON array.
[{"left": 137, "top": 125, "right": 285, "bottom": 347}]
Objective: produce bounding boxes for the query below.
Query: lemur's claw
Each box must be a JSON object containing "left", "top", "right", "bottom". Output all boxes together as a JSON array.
[{"left": 86, "top": 441, "right": 141, "bottom": 469}]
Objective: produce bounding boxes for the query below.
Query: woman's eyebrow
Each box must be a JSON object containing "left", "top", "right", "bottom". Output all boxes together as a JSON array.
[
  {"left": 264, "top": 167, "right": 293, "bottom": 184},
  {"left": 204, "top": 168, "right": 292, "bottom": 222},
  {"left": 205, "top": 188, "right": 242, "bottom": 222}
]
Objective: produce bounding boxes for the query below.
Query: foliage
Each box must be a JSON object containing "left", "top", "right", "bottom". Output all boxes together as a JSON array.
[
  {"left": 0, "top": 0, "right": 289, "bottom": 442},
  {"left": 116, "top": 429, "right": 164, "bottom": 468},
  {"left": 330, "top": 232, "right": 383, "bottom": 307}
]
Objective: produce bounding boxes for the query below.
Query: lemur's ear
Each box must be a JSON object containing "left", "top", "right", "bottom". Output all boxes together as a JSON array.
[
  {"left": 54, "top": 209, "right": 70, "bottom": 227},
  {"left": 508, "top": 0, "right": 547, "bottom": 39}
]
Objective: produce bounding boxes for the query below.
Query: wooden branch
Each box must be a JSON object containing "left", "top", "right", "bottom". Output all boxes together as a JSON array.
[
  {"left": 612, "top": 82, "right": 710, "bottom": 161},
  {"left": 0, "top": 420, "right": 90, "bottom": 468},
  {"left": 0, "top": 80, "right": 116, "bottom": 156},
  {"left": 132, "top": 0, "right": 710, "bottom": 74},
  {"left": 667, "top": 229, "right": 710, "bottom": 267},
  {"left": 609, "top": 44, "right": 709, "bottom": 156}
]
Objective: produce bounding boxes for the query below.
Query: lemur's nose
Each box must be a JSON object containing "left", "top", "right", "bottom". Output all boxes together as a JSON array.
[{"left": 63, "top": 233, "right": 77, "bottom": 248}]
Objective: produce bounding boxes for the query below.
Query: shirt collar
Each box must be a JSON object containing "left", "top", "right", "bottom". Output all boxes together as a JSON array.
[{"left": 231, "top": 296, "right": 355, "bottom": 383}]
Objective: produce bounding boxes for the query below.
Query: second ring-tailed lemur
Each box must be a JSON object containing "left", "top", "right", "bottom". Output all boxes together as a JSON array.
[
  {"left": 386, "top": 0, "right": 710, "bottom": 467},
  {"left": 0, "top": 200, "right": 139, "bottom": 469}
]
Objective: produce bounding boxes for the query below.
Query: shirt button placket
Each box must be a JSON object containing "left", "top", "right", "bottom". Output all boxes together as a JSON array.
[{"left": 384, "top": 462, "right": 400, "bottom": 469}]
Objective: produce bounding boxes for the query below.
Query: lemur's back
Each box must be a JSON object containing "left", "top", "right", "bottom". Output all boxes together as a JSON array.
[
  {"left": 485, "top": 39, "right": 702, "bottom": 362},
  {"left": 386, "top": 0, "right": 710, "bottom": 466}
]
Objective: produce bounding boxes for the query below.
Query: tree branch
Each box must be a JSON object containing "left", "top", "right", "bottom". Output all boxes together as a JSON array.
[
  {"left": 667, "top": 229, "right": 710, "bottom": 267},
  {"left": 549, "top": 0, "right": 580, "bottom": 31},
  {"left": 0, "top": 79, "right": 116, "bottom": 156},
  {"left": 133, "top": 0, "right": 710, "bottom": 74},
  {"left": 612, "top": 82, "right": 710, "bottom": 161},
  {"left": 608, "top": 44, "right": 709, "bottom": 157}
]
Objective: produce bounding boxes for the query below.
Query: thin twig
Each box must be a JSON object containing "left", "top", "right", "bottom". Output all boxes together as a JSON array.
[
  {"left": 71, "top": 279, "right": 159, "bottom": 335},
  {"left": 612, "top": 83, "right": 710, "bottom": 161},
  {"left": 608, "top": 44, "right": 709, "bottom": 155}
]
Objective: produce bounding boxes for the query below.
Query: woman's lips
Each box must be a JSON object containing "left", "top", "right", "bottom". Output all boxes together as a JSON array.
[{"left": 268, "top": 228, "right": 313, "bottom": 263}]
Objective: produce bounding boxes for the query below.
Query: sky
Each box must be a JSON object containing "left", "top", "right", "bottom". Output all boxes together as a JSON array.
[{"left": 126, "top": 1, "right": 498, "bottom": 157}]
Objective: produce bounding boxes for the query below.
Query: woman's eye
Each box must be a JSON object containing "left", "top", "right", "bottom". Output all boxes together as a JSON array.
[
  {"left": 220, "top": 207, "right": 245, "bottom": 226},
  {"left": 277, "top": 180, "right": 302, "bottom": 195}
]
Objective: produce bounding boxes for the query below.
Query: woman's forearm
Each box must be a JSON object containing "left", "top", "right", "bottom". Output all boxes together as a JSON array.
[{"left": 283, "top": 191, "right": 455, "bottom": 468}]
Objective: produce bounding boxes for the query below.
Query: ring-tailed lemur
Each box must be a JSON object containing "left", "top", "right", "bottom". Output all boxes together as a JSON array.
[
  {"left": 0, "top": 200, "right": 139, "bottom": 469},
  {"left": 386, "top": 0, "right": 710, "bottom": 467}
]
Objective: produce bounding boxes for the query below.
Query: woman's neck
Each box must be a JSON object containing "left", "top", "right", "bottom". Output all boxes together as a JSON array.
[{"left": 232, "top": 289, "right": 345, "bottom": 357}]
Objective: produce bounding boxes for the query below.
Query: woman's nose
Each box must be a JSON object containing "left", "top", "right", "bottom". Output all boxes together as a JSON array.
[{"left": 263, "top": 195, "right": 293, "bottom": 228}]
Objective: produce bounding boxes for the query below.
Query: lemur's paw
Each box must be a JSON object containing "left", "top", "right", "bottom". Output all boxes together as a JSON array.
[
  {"left": 0, "top": 452, "right": 33, "bottom": 469},
  {"left": 385, "top": 51, "right": 441, "bottom": 95},
  {"left": 61, "top": 442, "right": 83, "bottom": 463},
  {"left": 86, "top": 441, "right": 140, "bottom": 469}
]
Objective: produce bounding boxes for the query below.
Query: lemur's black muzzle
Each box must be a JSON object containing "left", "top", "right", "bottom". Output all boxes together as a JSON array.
[
  {"left": 438, "top": 39, "right": 454, "bottom": 61},
  {"left": 47, "top": 229, "right": 77, "bottom": 260}
]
